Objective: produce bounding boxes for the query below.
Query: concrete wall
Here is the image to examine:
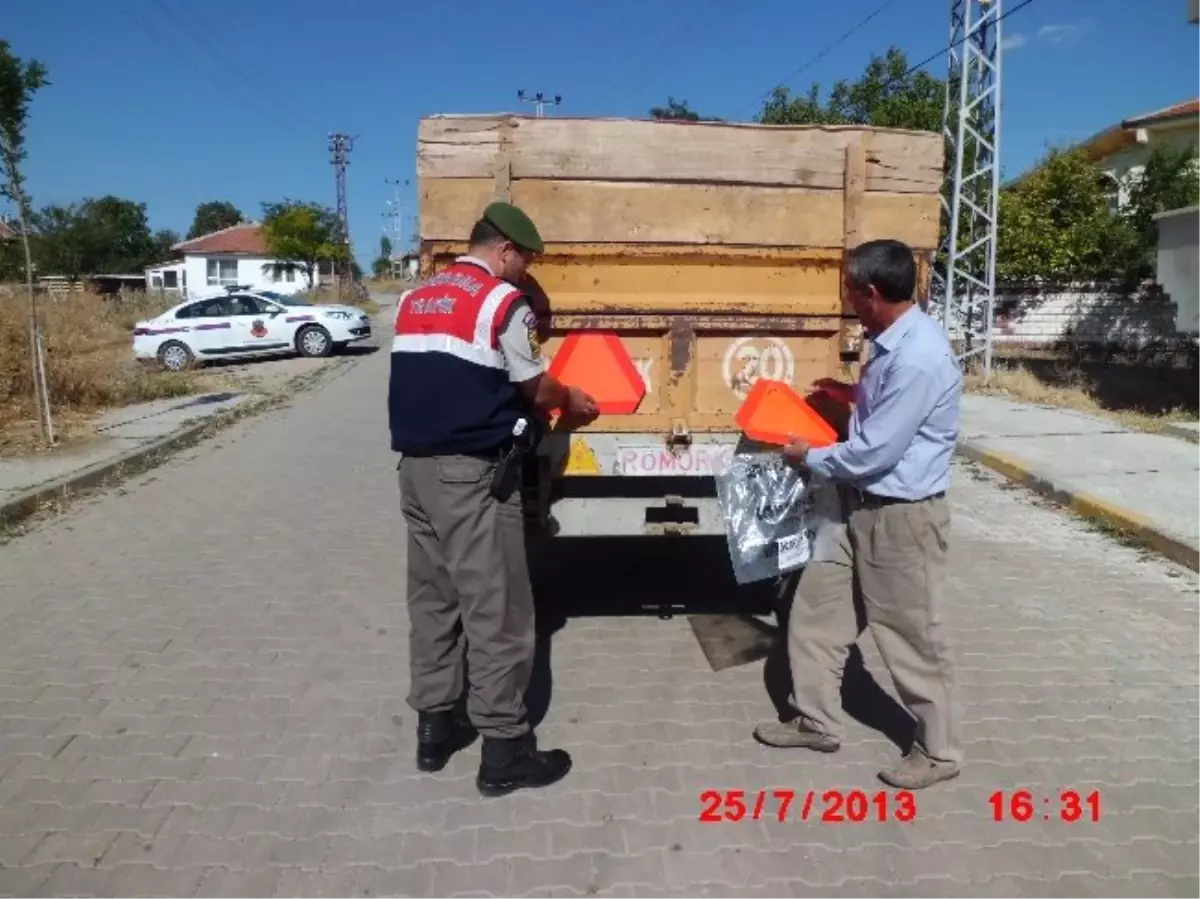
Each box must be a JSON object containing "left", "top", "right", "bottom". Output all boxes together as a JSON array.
[
  {"left": 1155, "top": 206, "right": 1200, "bottom": 334},
  {"left": 990, "top": 283, "right": 1181, "bottom": 347}
]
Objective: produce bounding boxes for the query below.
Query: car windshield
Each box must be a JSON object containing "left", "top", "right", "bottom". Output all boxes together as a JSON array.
[{"left": 258, "top": 290, "right": 311, "bottom": 307}]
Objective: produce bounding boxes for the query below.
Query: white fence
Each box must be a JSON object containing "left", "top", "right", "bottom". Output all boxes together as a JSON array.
[{"left": 966, "top": 282, "right": 1184, "bottom": 348}]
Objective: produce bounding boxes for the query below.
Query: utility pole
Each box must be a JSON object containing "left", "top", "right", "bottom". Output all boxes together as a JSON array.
[
  {"left": 383, "top": 177, "right": 408, "bottom": 275},
  {"left": 517, "top": 89, "right": 562, "bottom": 117},
  {"left": 329, "top": 132, "right": 355, "bottom": 300},
  {"left": 931, "top": 0, "right": 1003, "bottom": 384}
]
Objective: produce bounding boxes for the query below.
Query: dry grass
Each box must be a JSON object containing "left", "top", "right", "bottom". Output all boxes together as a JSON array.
[
  {"left": 965, "top": 347, "right": 1198, "bottom": 434},
  {"left": 365, "top": 277, "right": 414, "bottom": 295},
  {"left": 0, "top": 288, "right": 201, "bottom": 454}
]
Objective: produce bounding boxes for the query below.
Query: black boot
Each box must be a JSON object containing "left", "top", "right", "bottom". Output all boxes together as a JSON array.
[
  {"left": 416, "top": 710, "right": 474, "bottom": 772},
  {"left": 476, "top": 733, "right": 571, "bottom": 798}
]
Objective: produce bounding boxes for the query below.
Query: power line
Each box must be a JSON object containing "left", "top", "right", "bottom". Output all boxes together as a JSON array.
[
  {"left": 147, "top": 0, "right": 316, "bottom": 128},
  {"left": 733, "top": 0, "right": 902, "bottom": 120},
  {"left": 875, "top": 0, "right": 1036, "bottom": 94},
  {"left": 734, "top": 0, "right": 1037, "bottom": 123},
  {"left": 572, "top": 0, "right": 726, "bottom": 115},
  {"left": 112, "top": 0, "right": 312, "bottom": 142}
]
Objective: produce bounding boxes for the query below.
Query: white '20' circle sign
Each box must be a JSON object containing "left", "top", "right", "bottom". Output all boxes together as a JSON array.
[{"left": 723, "top": 336, "right": 796, "bottom": 400}]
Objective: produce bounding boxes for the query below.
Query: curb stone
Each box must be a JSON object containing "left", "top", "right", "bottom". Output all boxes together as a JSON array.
[
  {"left": 1161, "top": 424, "right": 1200, "bottom": 446},
  {"left": 0, "top": 354, "right": 358, "bottom": 535},
  {"left": 956, "top": 440, "right": 1199, "bottom": 572}
]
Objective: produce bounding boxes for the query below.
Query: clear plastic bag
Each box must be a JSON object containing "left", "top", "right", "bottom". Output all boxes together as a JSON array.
[{"left": 714, "top": 450, "right": 823, "bottom": 585}]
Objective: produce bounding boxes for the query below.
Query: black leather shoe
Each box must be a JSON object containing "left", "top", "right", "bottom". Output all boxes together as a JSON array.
[
  {"left": 476, "top": 733, "right": 571, "bottom": 797},
  {"left": 416, "top": 710, "right": 474, "bottom": 772}
]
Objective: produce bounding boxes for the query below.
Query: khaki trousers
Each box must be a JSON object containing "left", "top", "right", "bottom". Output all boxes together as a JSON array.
[
  {"left": 398, "top": 453, "right": 535, "bottom": 740},
  {"left": 788, "top": 492, "right": 962, "bottom": 764}
]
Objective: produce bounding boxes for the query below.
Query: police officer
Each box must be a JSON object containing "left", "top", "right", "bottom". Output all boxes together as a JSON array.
[{"left": 389, "top": 201, "right": 599, "bottom": 797}]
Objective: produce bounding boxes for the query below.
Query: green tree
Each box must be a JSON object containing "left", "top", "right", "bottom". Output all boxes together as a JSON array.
[
  {"left": 371, "top": 234, "right": 393, "bottom": 277},
  {"left": 33, "top": 196, "right": 157, "bottom": 276},
  {"left": 187, "top": 200, "right": 243, "bottom": 239},
  {"left": 260, "top": 199, "right": 343, "bottom": 290},
  {"left": 1121, "top": 142, "right": 1200, "bottom": 271},
  {"left": 31, "top": 196, "right": 161, "bottom": 276},
  {"left": 757, "top": 47, "right": 946, "bottom": 132},
  {"left": 0, "top": 41, "right": 52, "bottom": 441},
  {"left": 31, "top": 203, "right": 87, "bottom": 277},
  {"left": 149, "top": 227, "right": 180, "bottom": 264},
  {"left": 996, "top": 147, "right": 1142, "bottom": 283}
]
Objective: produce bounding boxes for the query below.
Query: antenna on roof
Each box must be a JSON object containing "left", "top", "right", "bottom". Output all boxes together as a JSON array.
[{"left": 517, "top": 89, "right": 562, "bottom": 117}]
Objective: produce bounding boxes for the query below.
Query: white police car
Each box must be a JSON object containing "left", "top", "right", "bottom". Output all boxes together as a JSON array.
[{"left": 133, "top": 287, "right": 373, "bottom": 372}]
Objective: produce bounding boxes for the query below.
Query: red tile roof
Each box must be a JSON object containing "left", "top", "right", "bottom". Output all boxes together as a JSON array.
[
  {"left": 172, "top": 222, "right": 267, "bottom": 255},
  {"left": 0, "top": 219, "right": 17, "bottom": 240},
  {"left": 1123, "top": 98, "right": 1199, "bottom": 129}
]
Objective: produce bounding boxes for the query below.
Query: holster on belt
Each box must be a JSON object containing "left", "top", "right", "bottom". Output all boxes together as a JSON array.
[{"left": 488, "top": 416, "right": 539, "bottom": 501}]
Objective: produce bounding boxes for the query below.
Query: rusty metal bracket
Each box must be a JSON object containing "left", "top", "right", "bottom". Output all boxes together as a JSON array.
[{"left": 667, "top": 419, "right": 691, "bottom": 448}]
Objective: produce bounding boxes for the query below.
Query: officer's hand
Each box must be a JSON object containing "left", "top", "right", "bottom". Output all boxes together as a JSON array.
[
  {"left": 564, "top": 386, "right": 600, "bottom": 424},
  {"left": 812, "top": 378, "right": 855, "bottom": 404}
]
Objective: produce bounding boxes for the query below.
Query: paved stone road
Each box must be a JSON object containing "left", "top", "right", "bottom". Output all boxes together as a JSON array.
[{"left": 1, "top": 343, "right": 1197, "bottom": 898}]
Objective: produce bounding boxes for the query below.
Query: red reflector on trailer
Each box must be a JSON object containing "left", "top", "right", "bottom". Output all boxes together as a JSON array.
[{"left": 548, "top": 332, "right": 646, "bottom": 415}]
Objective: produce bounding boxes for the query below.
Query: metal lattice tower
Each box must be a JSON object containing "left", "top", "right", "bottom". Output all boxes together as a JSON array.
[
  {"left": 931, "top": 0, "right": 1004, "bottom": 382},
  {"left": 329, "top": 133, "right": 355, "bottom": 291}
]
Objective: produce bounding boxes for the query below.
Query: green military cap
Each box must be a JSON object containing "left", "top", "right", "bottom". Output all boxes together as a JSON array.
[{"left": 482, "top": 201, "right": 544, "bottom": 254}]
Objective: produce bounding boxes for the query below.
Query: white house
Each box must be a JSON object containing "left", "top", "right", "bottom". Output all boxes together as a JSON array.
[
  {"left": 144, "top": 222, "right": 320, "bottom": 299},
  {"left": 1154, "top": 205, "right": 1199, "bottom": 334},
  {"left": 1075, "top": 97, "right": 1199, "bottom": 212}
]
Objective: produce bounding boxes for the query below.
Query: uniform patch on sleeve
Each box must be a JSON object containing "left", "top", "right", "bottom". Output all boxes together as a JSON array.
[{"left": 523, "top": 309, "right": 542, "bottom": 358}]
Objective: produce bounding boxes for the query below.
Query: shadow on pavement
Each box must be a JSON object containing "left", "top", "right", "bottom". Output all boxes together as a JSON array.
[
  {"left": 765, "top": 597, "right": 916, "bottom": 753},
  {"left": 523, "top": 533, "right": 915, "bottom": 750},
  {"left": 340, "top": 343, "right": 380, "bottom": 358}
]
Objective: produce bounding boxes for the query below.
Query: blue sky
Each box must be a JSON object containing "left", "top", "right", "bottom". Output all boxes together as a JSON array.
[{"left": 5, "top": 0, "right": 1197, "bottom": 268}]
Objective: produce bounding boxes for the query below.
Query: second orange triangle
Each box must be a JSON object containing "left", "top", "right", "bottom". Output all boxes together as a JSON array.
[{"left": 734, "top": 379, "right": 838, "bottom": 447}]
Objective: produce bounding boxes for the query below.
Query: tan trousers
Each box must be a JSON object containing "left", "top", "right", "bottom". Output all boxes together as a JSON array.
[
  {"left": 399, "top": 453, "right": 535, "bottom": 740},
  {"left": 788, "top": 492, "right": 962, "bottom": 764}
]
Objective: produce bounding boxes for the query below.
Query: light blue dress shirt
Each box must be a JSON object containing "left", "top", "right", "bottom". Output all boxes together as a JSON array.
[{"left": 805, "top": 305, "right": 962, "bottom": 501}]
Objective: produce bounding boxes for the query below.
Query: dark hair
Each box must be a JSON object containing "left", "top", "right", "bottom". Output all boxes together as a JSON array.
[
  {"left": 468, "top": 216, "right": 507, "bottom": 248},
  {"left": 845, "top": 239, "right": 916, "bottom": 303}
]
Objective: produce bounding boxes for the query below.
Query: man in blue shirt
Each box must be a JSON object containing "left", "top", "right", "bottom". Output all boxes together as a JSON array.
[{"left": 753, "top": 239, "right": 963, "bottom": 791}]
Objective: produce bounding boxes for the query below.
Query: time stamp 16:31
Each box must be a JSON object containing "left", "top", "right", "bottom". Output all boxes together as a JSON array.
[
  {"left": 696, "top": 789, "right": 1102, "bottom": 823},
  {"left": 990, "top": 790, "right": 1102, "bottom": 822}
]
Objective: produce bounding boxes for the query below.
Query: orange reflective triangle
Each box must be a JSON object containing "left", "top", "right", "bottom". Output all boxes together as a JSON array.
[
  {"left": 734, "top": 378, "right": 838, "bottom": 447},
  {"left": 547, "top": 332, "right": 646, "bottom": 415}
]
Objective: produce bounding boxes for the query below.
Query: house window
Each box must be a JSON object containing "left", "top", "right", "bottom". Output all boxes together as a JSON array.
[
  {"left": 151, "top": 275, "right": 163, "bottom": 289},
  {"left": 1098, "top": 172, "right": 1122, "bottom": 215},
  {"left": 206, "top": 258, "right": 239, "bottom": 286},
  {"left": 163, "top": 270, "right": 178, "bottom": 288},
  {"left": 286, "top": 268, "right": 295, "bottom": 283}
]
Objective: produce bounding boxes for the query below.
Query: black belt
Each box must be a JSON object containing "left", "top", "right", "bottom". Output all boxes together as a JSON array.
[
  {"left": 398, "top": 441, "right": 512, "bottom": 461},
  {"left": 843, "top": 486, "right": 945, "bottom": 507}
]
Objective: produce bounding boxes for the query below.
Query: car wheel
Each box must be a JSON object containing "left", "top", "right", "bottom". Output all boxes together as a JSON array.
[
  {"left": 296, "top": 325, "right": 333, "bottom": 358},
  {"left": 158, "top": 340, "right": 194, "bottom": 372}
]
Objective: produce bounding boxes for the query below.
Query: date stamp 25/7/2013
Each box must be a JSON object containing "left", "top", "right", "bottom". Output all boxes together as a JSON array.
[{"left": 699, "top": 789, "right": 917, "bottom": 824}]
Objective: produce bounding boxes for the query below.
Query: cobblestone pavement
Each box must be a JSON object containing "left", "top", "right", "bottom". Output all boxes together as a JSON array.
[{"left": 0, "top": 346, "right": 1197, "bottom": 898}]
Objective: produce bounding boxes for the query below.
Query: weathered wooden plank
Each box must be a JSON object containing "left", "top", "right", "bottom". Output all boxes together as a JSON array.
[
  {"left": 419, "top": 177, "right": 942, "bottom": 250},
  {"left": 863, "top": 130, "right": 944, "bottom": 193},
  {"left": 843, "top": 140, "right": 867, "bottom": 314},
  {"left": 417, "top": 116, "right": 943, "bottom": 193}
]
